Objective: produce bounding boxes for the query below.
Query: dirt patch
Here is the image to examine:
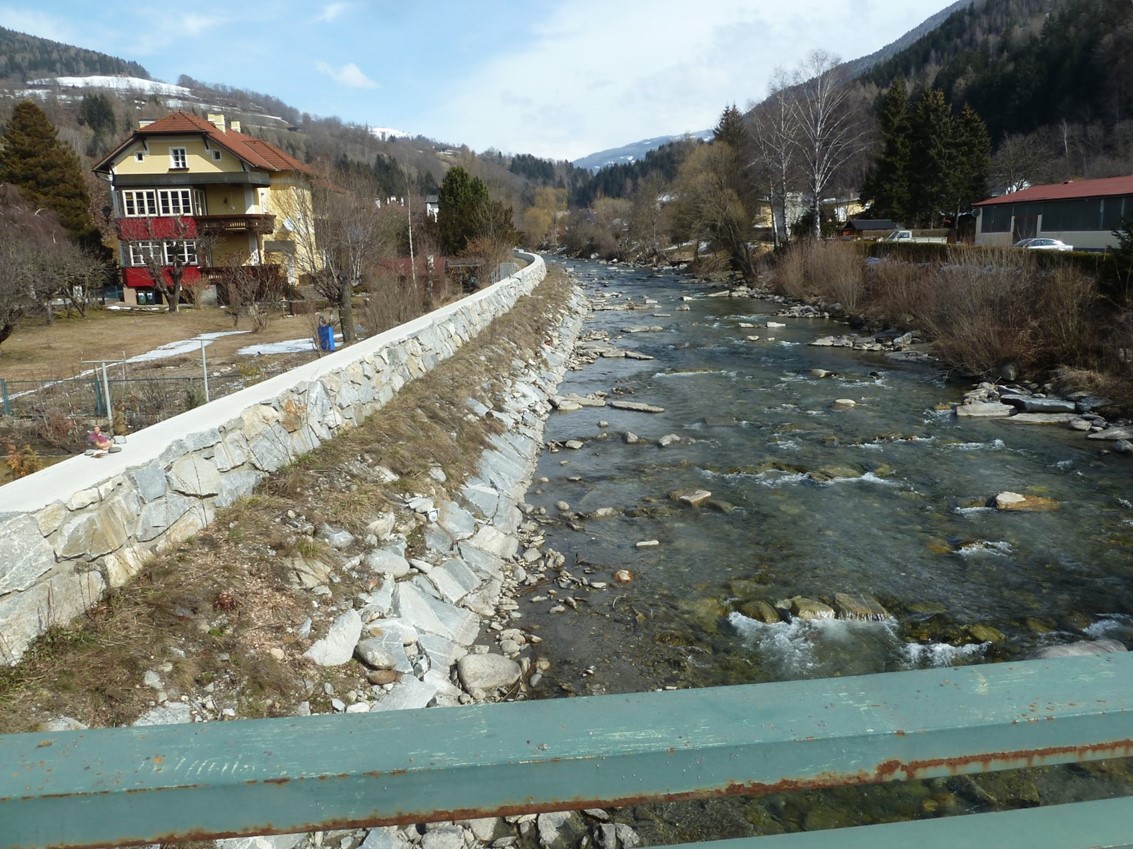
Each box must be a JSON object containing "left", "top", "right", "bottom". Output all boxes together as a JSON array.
[{"left": 0, "top": 265, "right": 577, "bottom": 734}]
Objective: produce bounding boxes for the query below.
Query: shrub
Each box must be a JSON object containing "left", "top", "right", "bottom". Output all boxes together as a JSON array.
[{"left": 5, "top": 443, "right": 41, "bottom": 478}]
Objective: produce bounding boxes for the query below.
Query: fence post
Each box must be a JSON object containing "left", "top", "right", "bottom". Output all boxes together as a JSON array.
[
  {"left": 201, "top": 339, "right": 210, "bottom": 403},
  {"left": 0, "top": 378, "right": 9, "bottom": 416}
]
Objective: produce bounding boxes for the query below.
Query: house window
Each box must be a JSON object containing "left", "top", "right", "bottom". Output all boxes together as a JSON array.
[
  {"left": 119, "top": 189, "right": 201, "bottom": 217},
  {"left": 170, "top": 147, "right": 188, "bottom": 169},
  {"left": 121, "top": 190, "right": 158, "bottom": 217},
  {"left": 125, "top": 239, "right": 198, "bottom": 267},
  {"left": 127, "top": 240, "right": 163, "bottom": 266},
  {"left": 135, "top": 152, "right": 145, "bottom": 162},
  {"left": 212, "top": 150, "right": 222, "bottom": 161},
  {"left": 158, "top": 189, "right": 194, "bottom": 216},
  {"left": 165, "top": 240, "right": 198, "bottom": 266}
]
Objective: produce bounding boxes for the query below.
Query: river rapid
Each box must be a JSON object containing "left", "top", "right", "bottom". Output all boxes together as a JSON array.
[{"left": 517, "top": 259, "right": 1133, "bottom": 838}]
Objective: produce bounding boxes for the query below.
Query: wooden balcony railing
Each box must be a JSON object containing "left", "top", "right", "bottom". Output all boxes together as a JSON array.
[{"left": 195, "top": 213, "right": 276, "bottom": 235}]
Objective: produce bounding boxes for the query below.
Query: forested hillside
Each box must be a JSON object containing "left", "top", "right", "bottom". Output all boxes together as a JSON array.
[
  {"left": 866, "top": 0, "right": 1133, "bottom": 155},
  {"left": 0, "top": 27, "right": 148, "bottom": 82}
]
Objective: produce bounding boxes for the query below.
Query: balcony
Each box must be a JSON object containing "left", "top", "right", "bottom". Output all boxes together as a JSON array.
[{"left": 195, "top": 213, "right": 276, "bottom": 236}]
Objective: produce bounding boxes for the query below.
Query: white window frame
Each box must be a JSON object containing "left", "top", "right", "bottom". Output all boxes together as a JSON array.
[
  {"left": 119, "top": 189, "right": 201, "bottom": 218},
  {"left": 125, "top": 239, "right": 199, "bottom": 267},
  {"left": 126, "top": 240, "right": 163, "bottom": 266},
  {"left": 134, "top": 151, "right": 145, "bottom": 162},
  {"left": 170, "top": 147, "right": 188, "bottom": 169},
  {"left": 212, "top": 150, "right": 222, "bottom": 161}
]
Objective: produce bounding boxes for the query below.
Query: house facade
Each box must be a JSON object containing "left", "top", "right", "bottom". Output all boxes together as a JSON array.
[
  {"left": 974, "top": 175, "right": 1133, "bottom": 251},
  {"left": 93, "top": 112, "right": 319, "bottom": 303}
]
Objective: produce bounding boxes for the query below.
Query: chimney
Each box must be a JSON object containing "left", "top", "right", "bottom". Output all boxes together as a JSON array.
[
  {"left": 207, "top": 113, "right": 226, "bottom": 132},
  {"left": 229, "top": 120, "right": 241, "bottom": 133}
]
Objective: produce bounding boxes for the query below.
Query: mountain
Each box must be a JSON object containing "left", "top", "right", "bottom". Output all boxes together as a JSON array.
[
  {"left": 840, "top": 0, "right": 978, "bottom": 77},
  {"left": 572, "top": 131, "right": 712, "bottom": 172},
  {"left": 0, "top": 26, "right": 148, "bottom": 81}
]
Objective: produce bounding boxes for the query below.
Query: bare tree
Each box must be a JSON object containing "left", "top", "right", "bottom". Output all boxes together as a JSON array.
[
  {"left": 788, "top": 50, "right": 868, "bottom": 240},
  {"left": 284, "top": 171, "right": 392, "bottom": 344},
  {"left": 749, "top": 70, "right": 800, "bottom": 248},
  {"left": 991, "top": 133, "right": 1055, "bottom": 193},
  {"left": 130, "top": 216, "right": 199, "bottom": 312},
  {"left": 0, "top": 184, "right": 103, "bottom": 346}
]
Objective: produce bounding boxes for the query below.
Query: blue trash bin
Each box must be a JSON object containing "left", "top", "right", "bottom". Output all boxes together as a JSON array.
[{"left": 317, "top": 323, "right": 336, "bottom": 352}]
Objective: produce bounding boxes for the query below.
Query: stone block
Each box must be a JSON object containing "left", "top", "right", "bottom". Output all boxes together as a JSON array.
[
  {"left": 0, "top": 514, "right": 56, "bottom": 594},
  {"left": 168, "top": 455, "right": 221, "bottom": 497}
]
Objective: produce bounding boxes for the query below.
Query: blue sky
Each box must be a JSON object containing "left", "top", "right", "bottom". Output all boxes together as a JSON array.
[{"left": 2, "top": 1, "right": 958, "bottom": 161}]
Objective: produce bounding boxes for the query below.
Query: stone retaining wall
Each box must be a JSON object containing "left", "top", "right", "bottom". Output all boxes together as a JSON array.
[{"left": 0, "top": 253, "right": 547, "bottom": 665}]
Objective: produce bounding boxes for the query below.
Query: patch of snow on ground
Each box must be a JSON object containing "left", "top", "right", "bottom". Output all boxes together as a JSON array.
[
  {"left": 237, "top": 334, "right": 339, "bottom": 356},
  {"left": 29, "top": 75, "right": 192, "bottom": 96},
  {"left": 125, "top": 331, "right": 249, "bottom": 363}
]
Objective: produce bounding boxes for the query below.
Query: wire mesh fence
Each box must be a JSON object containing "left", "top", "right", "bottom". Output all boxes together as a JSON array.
[{"left": 0, "top": 374, "right": 208, "bottom": 430}]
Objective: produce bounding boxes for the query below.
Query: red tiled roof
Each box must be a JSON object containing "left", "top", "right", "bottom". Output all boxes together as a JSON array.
[
  {"left": 976, "top": 175, "right": 1133, "bottom": 206},
  {"left": 94, "top": 112, "right": 310, "bottom": 175}
]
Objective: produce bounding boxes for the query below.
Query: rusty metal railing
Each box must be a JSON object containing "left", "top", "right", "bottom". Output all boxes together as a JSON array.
[{"left": 3, "top": 653, "right": 1133, "bottom": 848}]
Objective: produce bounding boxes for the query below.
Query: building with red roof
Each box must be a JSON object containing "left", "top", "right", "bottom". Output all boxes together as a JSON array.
[
  {"left": 93, "top": 112, "right": 320, "bottom": 304},
  {"left": 973, "top": 175, "right": 1133, "bottom": 251}
]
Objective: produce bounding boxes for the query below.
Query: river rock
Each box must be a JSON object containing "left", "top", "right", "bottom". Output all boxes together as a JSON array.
[
  {"left": 1031, "top": 638, "right": 1127, "bottom": 658},
  {"left": 537, "top": 812, "right": 588, "bottom": 849},
  {"left": 608, "top": 400, "right": 665, "bottom": 413},
  {"left": 955, "top": 402, "right": 1014, "bottom": 418},
  {"left": 831, "top": 399, "right": 856, "bottom": 409},
  {"left": 832, "top": 592, "right": 889, "bottom": 621},
  {"left": 456, "top": 653, "right": 521, "bottom": 692},
  {"left": 1000, "top": 394, "right": 1077, "bottom": 414},
  {"left": 670, "top": 489, "right": 712, "bottom": 507},
  {"left": 1087, "top": 426, "right": 1133, "bottom": 441},
  {"left": 657, "top": 434, "right": 681, "bottom": 447},
  {"left": 737, "top": 600, "right": 781, "bottom": 623},
  {"left": 999, "top": 413, "right": 1079, "bottom": 425},
  {"left": 622, "top": 432, "right": 640, "bottom": 444},
  {"left": 780, "top": 596, "right": 836, "bottom": 620},
  {"left": 554, "top": 400, "right": 582, "bottom": 412},
  {"left": 1115, "top": 440, "right": 1133, "bottom": 455},
  {"left": 366, "top": 549, "right": 412, "bottom": 578},
  {"left": 992, "top": 491, "right": 1059, "bottom": 512},
  {"left": 304, "top": 609, "right": 363, "bottom": 666}
]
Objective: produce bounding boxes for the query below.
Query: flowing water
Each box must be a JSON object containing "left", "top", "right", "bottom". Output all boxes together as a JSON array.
[{"left": 517, "top": 260, "right": 1133, "bottom": 838}]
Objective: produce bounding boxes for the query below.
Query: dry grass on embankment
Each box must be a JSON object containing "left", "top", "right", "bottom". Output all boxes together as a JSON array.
[
  {"left": 770, "top": 240, "right": 1133, "bottom": 409},
  {"left": 0, "top": 265, "right": 578, "bottom": 734}
]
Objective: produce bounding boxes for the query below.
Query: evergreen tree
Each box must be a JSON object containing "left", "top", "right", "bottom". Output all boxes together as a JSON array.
[
  {"left": 436, "top": 166, "right": 490, "bottom": 254},
  {"left": 860, "top": 80, "right": 912, "bottom": 223},
  {"left": 0, "top": 100, "right": 97, "bottom": 247},
  {"left": 907, "top": 89, "right": 957, "bottom": 228},
  {"left": 950, "top": 104, "right": 991, "bottom": 217},
  {"left": 713, "top": 104, "right": 749, "bottom": 150}
]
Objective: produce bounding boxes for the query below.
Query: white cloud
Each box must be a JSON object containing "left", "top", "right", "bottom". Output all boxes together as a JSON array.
[
  {"left": 0, "top": 9, "right": 75, "bottom": 42},
  {"left": 315, "top": 61, "right": 379, "bottom": 89},
  {"left": 314, "top": 2, "right": 354, "bottom": 23},
  {"left": 430, "top": 0, "right": 958, "bottom": 160}
]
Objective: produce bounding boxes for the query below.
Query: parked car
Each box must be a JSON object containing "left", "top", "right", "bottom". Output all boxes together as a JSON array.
[{"left": 1014, "top": 237, "right": 1073, "bottom": 251}]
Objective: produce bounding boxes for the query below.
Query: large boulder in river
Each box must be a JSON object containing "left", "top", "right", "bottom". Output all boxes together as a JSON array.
[
  {"left": 1031, "top": 638, "right": 1127, "bottom": 659},
  {"left": 779, "top": 596, "right": 836, "bottom": 620},
  {"left": 991, "top": 491, "right": 1059, "bottom": 512},
  {"left": 832, "top": 593, "right": 889, "bottom": 621}
]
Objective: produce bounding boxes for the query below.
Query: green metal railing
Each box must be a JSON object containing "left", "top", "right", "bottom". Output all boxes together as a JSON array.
[{"left": 3, "top": 653, "right": 1133, "bottom": 849}]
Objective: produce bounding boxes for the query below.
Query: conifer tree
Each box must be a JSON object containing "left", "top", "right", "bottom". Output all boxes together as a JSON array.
[
  {"left": 860, "top": 80, "right": 912, "bottom": 223},
  {"left": 712, "top": 104, "right": 749, "bottom": 151},
  {"left": 436, "top": 166, "right": 490, "bottom": 255},
  {"left": 0, "top": 99, "right": 97, "bottom": 247}
]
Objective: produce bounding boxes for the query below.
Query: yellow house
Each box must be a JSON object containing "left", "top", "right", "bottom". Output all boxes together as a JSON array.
[{"left": 93, "top": 112, "right": 318, "bottom": 304}]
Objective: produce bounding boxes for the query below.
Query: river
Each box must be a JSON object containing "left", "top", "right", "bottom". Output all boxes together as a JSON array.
[{"left": 516, "top": 259, "right": 1133, "bottom": 839}]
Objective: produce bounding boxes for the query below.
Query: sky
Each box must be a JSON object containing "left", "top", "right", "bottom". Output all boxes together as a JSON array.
[{"left": 1, "top": 1, "right": 960, "bottom": 162}]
